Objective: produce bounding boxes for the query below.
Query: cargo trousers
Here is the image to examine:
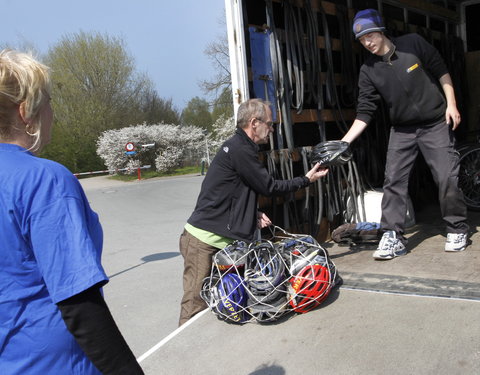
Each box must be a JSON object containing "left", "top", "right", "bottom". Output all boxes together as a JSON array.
[
  {"left": 178, "top": 229, "right": 218, "bottom": 326},
  {"left": 381, "top": 120, "right": 469, "bottom": 244}
]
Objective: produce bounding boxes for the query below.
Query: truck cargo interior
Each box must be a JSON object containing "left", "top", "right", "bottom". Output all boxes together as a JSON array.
[{"left": 225, "top": 0, "right": 480, "bottom": 240}]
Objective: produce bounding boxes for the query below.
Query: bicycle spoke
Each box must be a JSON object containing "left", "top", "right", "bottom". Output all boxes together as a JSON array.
[{"left": 458, "top": 146, "right": 480, "bottom": 211}]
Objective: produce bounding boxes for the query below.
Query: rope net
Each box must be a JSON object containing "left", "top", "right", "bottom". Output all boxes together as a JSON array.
[{"left": 200, "top": 226, "right": 337, "bottom": 324}]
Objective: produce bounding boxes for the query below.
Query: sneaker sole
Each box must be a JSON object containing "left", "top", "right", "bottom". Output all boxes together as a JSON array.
[
  {"left": 373, "top": 254, "right": 394, "bottom": 260},
  {"left": 444, "top": 247, "right": 466, "bottom": 252},
  {"left": 373, "top": 250, "right": 407, "bottom": 260}
]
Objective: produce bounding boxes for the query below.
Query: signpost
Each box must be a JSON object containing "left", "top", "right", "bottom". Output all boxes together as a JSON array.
[{"left": 125, "top": 142, "right": 136, "bottom": 155}]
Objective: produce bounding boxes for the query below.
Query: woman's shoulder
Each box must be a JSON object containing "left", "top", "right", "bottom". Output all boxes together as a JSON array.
[
  {"left": 33, "top": 157, "right": 77, "bottom": 181},
  {"left": 26, "top": 157, "right": 84, "bottom": 199}
]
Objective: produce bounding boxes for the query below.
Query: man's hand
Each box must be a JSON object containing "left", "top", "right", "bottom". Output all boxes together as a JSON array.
[
  {"left": 439, "top": 73, "right": 461, "bottom": 130},
  {"left": 446, "top": 105, "right": 461, "bottom": 130},
  {"left": 257, "top": 211, "right": 272, "bottom": 229},
  {"left": 305, "top": 163, "right": 329, "bottom": 183}
]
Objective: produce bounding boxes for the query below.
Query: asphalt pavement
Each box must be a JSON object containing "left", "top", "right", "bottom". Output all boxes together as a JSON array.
[{"left": 80, "top": 174, "right": 480, "bottom": 375}]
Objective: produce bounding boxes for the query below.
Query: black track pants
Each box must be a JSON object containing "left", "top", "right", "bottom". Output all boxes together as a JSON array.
[{"left": 381, "top": 120, "right": 469, "bottom": 243}]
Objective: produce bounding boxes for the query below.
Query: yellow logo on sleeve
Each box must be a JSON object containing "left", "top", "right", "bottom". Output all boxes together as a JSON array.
[{"left": 407, "top": 63, "right": 419, "bottom": 73}]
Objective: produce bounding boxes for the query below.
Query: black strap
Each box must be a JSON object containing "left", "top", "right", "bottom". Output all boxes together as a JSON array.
[
  {"left": 266, "top": 0, "right": 295, "bottom": 150},
  {"left": 336, "top": 3, "right": 357, "bottom": 109},
  {"left": 283, "top": 0, "right": 304, "bottom": 113},
  {"left": 318, "top": 3, "right": 349, "bottom": 134}
]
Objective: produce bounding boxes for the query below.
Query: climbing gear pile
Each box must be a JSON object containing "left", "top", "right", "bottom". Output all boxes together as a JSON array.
[{"left": 201, "top": 227, "right": 337, "bottom": 323}]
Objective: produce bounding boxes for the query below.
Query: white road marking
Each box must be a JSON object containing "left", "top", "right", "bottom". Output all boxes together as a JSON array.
[{"left": 136, "top": 308, "right": 209, "bottom": 363}]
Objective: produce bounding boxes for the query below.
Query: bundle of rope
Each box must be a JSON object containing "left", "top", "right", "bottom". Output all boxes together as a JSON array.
[
  {"left": 266, "top": 0, "right": 294, "bottom": 150},
  {"left": 283, "top": 0, "right": 304, "bottom": 113}
]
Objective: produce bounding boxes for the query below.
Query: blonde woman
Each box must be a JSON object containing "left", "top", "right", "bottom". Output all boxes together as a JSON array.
[{"left": 0, "top": 50, "right": 143, "bottom": 374}]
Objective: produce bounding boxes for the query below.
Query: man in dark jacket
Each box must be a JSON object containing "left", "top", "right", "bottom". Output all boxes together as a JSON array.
[
  {"left": 178, "top": 98, "right": 328, "bottom": 325},
  {"left": 342, "top": 9, "right": 469, "bottom": 260}
]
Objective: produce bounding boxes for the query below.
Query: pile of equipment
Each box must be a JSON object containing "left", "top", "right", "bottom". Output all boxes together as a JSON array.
[{"left": 201, "top": 229, "right": 337, "bottom": 324}]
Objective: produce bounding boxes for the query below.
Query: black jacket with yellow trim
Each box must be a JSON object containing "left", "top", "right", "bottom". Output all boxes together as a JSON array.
[{"left": 356, "top": 33, "right": 449, "bottom": 127}]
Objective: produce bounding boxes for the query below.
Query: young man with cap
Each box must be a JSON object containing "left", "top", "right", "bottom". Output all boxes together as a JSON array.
[{"left": 341, "top": 9, "right": 469, "bottom": 260}]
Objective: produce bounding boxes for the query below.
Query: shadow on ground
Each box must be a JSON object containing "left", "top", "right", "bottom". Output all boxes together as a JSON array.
[{"left": 108, "top": 251, "right": 180, "bottom": 278}]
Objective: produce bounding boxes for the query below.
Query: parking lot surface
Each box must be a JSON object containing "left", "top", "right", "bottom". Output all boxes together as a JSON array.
[{"left": 80, "top": 174, "right": 480, "bottom": 375}]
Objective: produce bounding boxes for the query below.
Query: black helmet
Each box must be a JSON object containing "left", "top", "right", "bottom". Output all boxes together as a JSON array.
[
  {"left": 213, "top": 240, "right": 249, "bottom": 274},
  {"left": 244, "top": 240, "right": 286, "bottom": 304},
  {"left": 247, "top": 293, "right": 289, "bottom": 323},
  {"left": 310, "top": 140, "right": 352, "bottom": 166}
]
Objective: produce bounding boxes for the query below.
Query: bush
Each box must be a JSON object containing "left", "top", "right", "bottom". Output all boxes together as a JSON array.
[
  {"left": 96, "top": 116, "right": 235, "bottom": 174},
  {"left": 96, "top": 123, "right": 204, "bottom": 173},
  {"left": 209, "top": 114, "right": 236, "bottom": 154}
]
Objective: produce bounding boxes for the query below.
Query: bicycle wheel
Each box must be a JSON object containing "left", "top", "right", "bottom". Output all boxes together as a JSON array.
[{"left": 458, "top": 145, "right": 480, "bottom": 211}]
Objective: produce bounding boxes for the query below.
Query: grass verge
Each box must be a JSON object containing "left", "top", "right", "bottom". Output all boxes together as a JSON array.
[{"left": 107, "top": 166, "right": 202, "bottom": 182}]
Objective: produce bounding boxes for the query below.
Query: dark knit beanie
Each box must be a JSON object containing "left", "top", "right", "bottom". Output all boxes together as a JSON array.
[{"left": 352, "top": 9, "right": 385, "bottom": 39}]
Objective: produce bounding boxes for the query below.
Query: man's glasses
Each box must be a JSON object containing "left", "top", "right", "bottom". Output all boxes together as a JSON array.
[{"left": 255, "top": 118, "right": 273, "bottom": 128}]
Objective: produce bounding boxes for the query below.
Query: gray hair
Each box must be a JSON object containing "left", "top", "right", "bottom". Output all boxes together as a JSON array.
[{"left": 236, "top": 98, "right": 270, "bottom": 129}]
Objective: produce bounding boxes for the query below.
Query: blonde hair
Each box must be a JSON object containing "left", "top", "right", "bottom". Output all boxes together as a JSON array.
[
  {"left": 236, "top": 98, "right": 270, "bottom": 129},
  {"left": 0, "top": 49, "right": 51, "bottom": 152}
]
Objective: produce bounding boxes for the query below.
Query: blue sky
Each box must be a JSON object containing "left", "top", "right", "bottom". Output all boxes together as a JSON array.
[{"left": 1, "top": 0, "right": 227, "bottom": 110}]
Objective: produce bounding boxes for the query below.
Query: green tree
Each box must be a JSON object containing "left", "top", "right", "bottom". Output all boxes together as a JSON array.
[
  {"left": 140, "top": 87, "right": 180, "bottom": 125},
  {"left": 181, "top": 96, "right": 213, "bottom": 132},
  {"left": 211, "top": 87, "right": 234, "bottom": 122},
  {"left": 41, "top": 31, "right": 164, "bottom": 172}
]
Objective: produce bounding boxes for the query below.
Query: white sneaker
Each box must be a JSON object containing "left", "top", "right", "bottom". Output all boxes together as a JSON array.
[
  {"left": 445, "top": 233, "right": 467, "bottom": 252},
  {"left": 373, "top": 231, "right": 407, "bottom": 260}
]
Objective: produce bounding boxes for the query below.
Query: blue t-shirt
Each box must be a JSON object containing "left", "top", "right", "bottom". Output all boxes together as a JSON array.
[{"left": 0, "top": 143, "right": 108, "bottom": 375}]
